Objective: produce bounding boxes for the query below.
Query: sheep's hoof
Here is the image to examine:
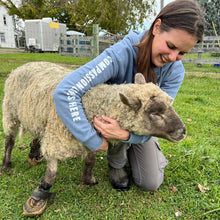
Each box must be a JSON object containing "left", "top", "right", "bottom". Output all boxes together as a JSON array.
[
  {"left": 0, "top": 167, "right": 10, "bottom": 175},
  {"left": 23, "top": 197, "right": 47, "bottom": 216},
  {"left": 81, "top": 176, "right": 99, "bottom": 186},
  {"left": 27, "top": 155, "right": 44, "bottom": 166},
  {"left": 2, "top": 162, "right": 12, "bottom": 172}
]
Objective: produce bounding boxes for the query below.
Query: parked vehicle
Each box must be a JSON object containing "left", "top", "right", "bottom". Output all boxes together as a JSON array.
[{"left": 25, "top": 18, "right": 66, "bottom": 52}]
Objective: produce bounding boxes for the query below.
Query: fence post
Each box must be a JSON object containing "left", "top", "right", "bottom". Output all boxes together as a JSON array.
[
  {"left": 197, "top": 51, "right": 202, "bottom": 67},
  {"left": 92, "top": 24, "right": 99, "bottom": 57}
]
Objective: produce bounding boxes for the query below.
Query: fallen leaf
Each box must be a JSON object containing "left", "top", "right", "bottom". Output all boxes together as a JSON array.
[
  {"left": 168, "top": 154, "right": 174, "bottom": 158},
  {"left": 198, "top": 184, "right": 205, "bottom": 193},
  {"left": 187, "top": 118, "right": 192, "bottom": 122},
  {"left": 199, "top": 156, "right": 211, "bottom": 161},
  {"left": 198, "top": 184, "right": 209, "bottom": 193},
  {"left": 19, "top": 144, "right": 27, "bottom": 149},
  {"left": 186, "top": 136, "right": 192, "bottom": 140},
  {"left": 169, "top": 186, "right": 178, "bottom": 192},
  {"left": 0, "top": 170, "right": 3, "bottom": 175},
  {"left": 175, "top": 211, "right": 182, "bottom": 217},
  {"left": 175, "top": 210, "right": 182, "bottom": 217}
]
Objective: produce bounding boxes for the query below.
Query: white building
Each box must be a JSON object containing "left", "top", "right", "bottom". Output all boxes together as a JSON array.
[{"left": 0, "top": 6, "right": 16, "bottom": 48}]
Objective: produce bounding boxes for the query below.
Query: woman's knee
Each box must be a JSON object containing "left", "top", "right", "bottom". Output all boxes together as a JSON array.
[
  {"left": 134, "top": 173, "right": 164, "bottom": 191},
  {"left": 128, "top": 138, "right": 168, "bottom": 191}
]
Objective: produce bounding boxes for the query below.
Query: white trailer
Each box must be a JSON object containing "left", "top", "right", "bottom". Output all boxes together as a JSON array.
[{"left": 25, "top": 18, "right": 66, "bottom": 52}]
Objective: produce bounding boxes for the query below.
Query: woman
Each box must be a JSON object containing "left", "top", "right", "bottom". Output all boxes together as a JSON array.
[{"left": 54, "top": 0, "right": 205, "bottom": 191}]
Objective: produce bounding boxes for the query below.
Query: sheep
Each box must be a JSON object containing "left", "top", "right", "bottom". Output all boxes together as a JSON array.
[{"left": 1, "top": 62, "right": 186, "bottom": 216}]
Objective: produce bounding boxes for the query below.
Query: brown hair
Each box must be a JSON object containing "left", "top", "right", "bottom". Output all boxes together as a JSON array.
[{"left": 135, "top": 0, "right": 205, "bottom": 84}]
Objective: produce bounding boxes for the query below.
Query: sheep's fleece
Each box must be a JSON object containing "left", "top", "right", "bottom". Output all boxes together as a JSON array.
[{"left": 3, "top": 62, "right": 185, "bottom": 161}]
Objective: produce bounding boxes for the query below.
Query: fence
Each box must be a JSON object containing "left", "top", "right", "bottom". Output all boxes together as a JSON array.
[
  {"left": 59, "top": 24, "right": 125, "bottom": 57},
  {"left": 59, "top": 35, "right": 93, "bottom": 57},
  {"left": 182, "top": 36, "right": 220, "bottom": 66},
  {"left": 59, "top": 35, "right": 124, "bottom": 57}
]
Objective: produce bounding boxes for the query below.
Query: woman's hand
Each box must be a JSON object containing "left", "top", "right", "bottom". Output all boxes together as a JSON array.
[{"left": 94, "top": 115, "right": 130, "bottom": 141}]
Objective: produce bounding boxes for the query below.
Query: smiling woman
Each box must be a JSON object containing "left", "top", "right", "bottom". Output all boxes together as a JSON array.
[{"left": 135, "top": 0, "right": 205, "bottom": 83}]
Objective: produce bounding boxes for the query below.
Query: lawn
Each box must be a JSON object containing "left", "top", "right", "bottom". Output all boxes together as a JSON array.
[
  {"left": 0, "top": 52, "right": 92, "bottom": 75},
  {"left": 0, "top": 53, "right": 219, "bottom": 219}
]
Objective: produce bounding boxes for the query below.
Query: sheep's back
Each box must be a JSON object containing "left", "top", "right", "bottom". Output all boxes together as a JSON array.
[{"left": 3, "top": 62, "right": 72, "bottom": 138}]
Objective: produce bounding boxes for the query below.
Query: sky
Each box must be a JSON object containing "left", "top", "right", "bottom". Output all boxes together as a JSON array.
[
  {"left": 138, "top": 0, "right": 175, "bottom": 32},
  {"left": 155, "top": 0, "right": 175, "bottom": 14}
]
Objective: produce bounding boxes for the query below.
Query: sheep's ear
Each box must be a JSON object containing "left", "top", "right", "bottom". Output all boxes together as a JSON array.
[
  {"left": 134, "top": 73, "right": 146, "bottom": 84},
  {"left": 119, "top": 93, "right": 142, "bottom": 112}
]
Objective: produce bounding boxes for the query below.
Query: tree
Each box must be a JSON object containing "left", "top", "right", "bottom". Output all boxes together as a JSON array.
[
  {"left": 0, "top": 0, "right": 156, "bottom": 35},
  {"left": 0, "top": 0, "right": 71, "bottom": 20},
  {"left": 0, "top": 0, "right": 48, "bottom": 19},
  {"left": 0, "top": 0, "right": 74, "bottom": 28},
  {"left": 199, "top": 0, "right": 220, "bottom": 36},
  {"left": 68, "top": 0, "right": 156, "bottom": 35}
]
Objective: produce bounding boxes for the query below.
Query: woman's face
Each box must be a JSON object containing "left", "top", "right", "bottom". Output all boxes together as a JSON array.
[{"left": 151, "top": 19, "right": 198, "bottom": 67}]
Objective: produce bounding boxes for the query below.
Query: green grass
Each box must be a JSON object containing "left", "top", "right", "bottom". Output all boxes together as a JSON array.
[
  {"left": 0, "top": 54, "right": 219, "bottom": 219},
  {"left": 0, "top": 52, "right": 92, "bottom": 75}
]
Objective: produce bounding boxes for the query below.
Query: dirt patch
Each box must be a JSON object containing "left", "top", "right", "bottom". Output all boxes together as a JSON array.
[
  {"left": 0, "top": 48, "right": 25, "bottom": 54},
  {"left": 186, "top": 71, "right": 220, "bottom": 78}
]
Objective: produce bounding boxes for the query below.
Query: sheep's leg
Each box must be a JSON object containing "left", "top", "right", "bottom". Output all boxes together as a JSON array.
[
  {"left": 2, "top": 135, "right": 15, "bottom": 171},
  {"left": 27, "top": 139, "right": 44, "bottom": 165},
  {"left": 23, "top": 158, "right": 57, "bottom": 216},
  {"left": 81, "top": 152, "right": 98, "bottom": 185}
]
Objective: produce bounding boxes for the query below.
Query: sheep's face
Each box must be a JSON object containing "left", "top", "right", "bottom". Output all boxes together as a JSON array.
[
  {"left": 144, "top": 95, "right": 186, "bottom": 142},
  {"left": 119, "top": 73, "right": 186, "bottom": 142},
  {"left": 120, "top": 92, "right": 186, "bottom": 142}
]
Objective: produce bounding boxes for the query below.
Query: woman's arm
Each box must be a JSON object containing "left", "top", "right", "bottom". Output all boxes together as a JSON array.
[
  {"left": 53, "top": 33, "right": 139, "bottom": 151},
  {"left": 54, "top": 52, "right": 117, "bottom": 151}
]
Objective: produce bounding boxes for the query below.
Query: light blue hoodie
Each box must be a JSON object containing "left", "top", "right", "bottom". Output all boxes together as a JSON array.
[{"left": 53, "top": 30, "right": 185, "bottom": 151}]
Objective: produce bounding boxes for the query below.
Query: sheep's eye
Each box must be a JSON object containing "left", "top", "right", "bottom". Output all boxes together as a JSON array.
[
  {"left": 152, "top": 113, "right": 163, "bottom": 119},
  {"left": 149, "top": 103, "right": 166, "bottom": 115}
]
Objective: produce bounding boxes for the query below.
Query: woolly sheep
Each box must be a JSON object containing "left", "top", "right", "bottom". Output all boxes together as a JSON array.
[{"left": 1, "top": 62, "right": 186, "bottom": 216}]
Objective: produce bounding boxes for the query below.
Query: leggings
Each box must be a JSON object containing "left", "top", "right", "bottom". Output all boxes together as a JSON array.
[{"left": 107, "top": 137, "right": 168, "bottom": 191}]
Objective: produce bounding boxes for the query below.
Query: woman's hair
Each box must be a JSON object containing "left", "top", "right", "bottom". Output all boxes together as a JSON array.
[{"left": 135, "top": 0, "right": 205, "bottom": 84}]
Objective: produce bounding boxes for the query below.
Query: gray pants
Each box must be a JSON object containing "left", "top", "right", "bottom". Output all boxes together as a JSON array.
[{"left": 107, "top": 137, "right": 168, "bottom": 191}]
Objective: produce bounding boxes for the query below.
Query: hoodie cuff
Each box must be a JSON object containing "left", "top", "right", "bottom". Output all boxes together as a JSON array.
[{"left": 121, "top": 132, "right": 151, "bottom": 144}]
